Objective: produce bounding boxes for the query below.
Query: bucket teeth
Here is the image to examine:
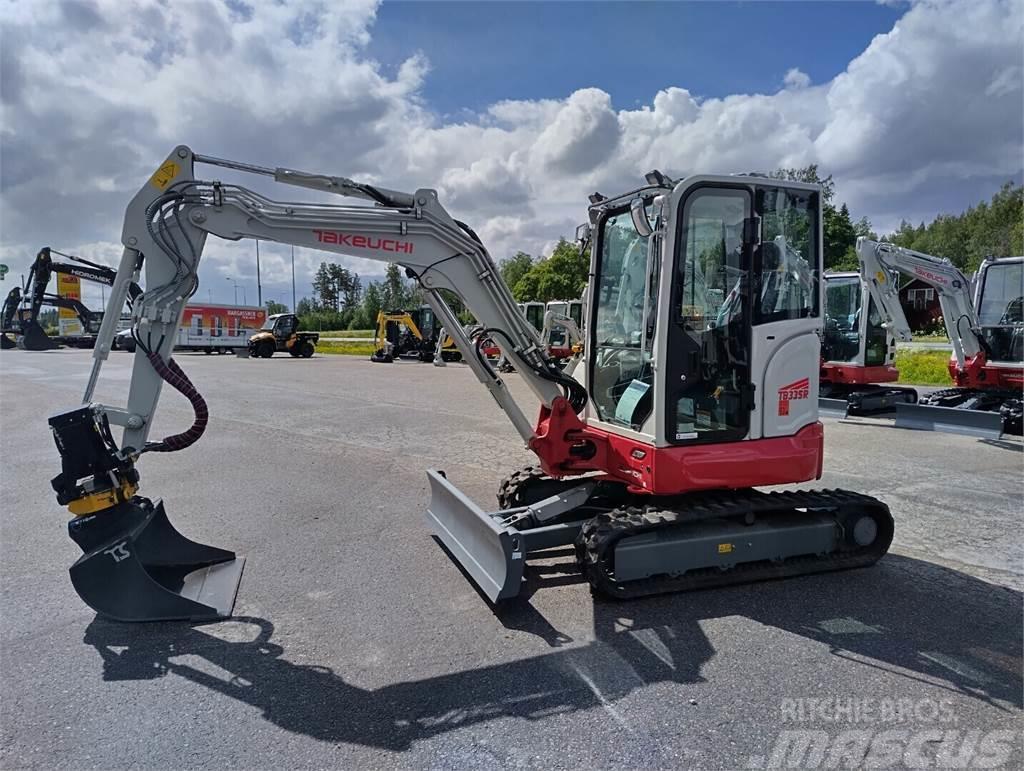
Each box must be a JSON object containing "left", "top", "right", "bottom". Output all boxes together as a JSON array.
[{"left": 67, "top": 498, "right": 244, "bottom": 622}]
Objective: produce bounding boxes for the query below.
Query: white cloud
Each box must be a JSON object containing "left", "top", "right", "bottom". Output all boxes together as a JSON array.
[
  {"left": 784, "top": 68, "right": 811, "bottom": 90},
  {"left": 0, "top": 0, "right": 1020, "bottom": 310}
]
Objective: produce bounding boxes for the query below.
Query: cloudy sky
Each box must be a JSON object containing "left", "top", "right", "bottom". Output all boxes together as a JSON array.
[{"left": 1, "top": 0, "right": 1021, "bottom": 308}]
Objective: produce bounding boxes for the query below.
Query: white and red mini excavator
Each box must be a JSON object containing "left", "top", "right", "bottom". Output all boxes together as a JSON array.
[
  {"left": 856, "top": 238, "right": 1022, "bottom": 436},
  {"left": 47, "top": 148, "right": 893, "bottom": 621}
]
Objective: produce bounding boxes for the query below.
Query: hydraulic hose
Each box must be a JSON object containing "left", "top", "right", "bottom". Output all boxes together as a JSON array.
[{"left": 144, "top": 353, "right": 209, "bottom": 452}]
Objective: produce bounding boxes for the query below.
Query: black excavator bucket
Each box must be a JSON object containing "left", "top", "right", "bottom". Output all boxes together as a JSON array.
[
  {"left": 0, "top": 332, "right": 15, "bottom": 349},
  {"left": 67, "top": 498, "right": 245, "bottom": 622},
  {"left": 17, "top": 320, "right": 59, "bottom": 350}
]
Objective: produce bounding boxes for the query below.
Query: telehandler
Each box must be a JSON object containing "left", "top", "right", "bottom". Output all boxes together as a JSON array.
[{"left": 47, "top": 148, "right": 891, "bottom": 621}]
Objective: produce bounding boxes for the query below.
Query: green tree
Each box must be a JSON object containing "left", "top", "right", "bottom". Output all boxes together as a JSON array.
[
  {"left": 265, "top": 300, "right": 288, "bottom": 315},
  {"left": 380, "top": 263, "right": 419, "bottom": 310},
  {"left": 512, "top": 239, "right": 589, "bottom": 302},
  {"left": 295, "top": 297, "right": 320, "bottom": 316},
  {"left": 353, "top": 282, "right": 384, "bottom": 328},
  {"left": 884, "top": 182, "right": 1022, "bottom": 273},
  {"left": 499, "top": 252, "right": 534, "bottom": 292},
  {"left": 312, "top": 262, "right": 339, "bottom": 310},
  {"left": 342, "top": 272, "right": 362, "bottom": 310},
  {"left": 768, "top": 165, "right": 835, "bottom": 204},
  {"left": 771, "top": 166, "right": 866, "bottom": 271},
  {"left": 824, "top": 203, "right": 858, "bottom": 270}
]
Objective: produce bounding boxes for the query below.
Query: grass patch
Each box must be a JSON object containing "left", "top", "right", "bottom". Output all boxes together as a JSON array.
[
  {"left": 317, "top": 340, "right": 376, "bottom": 356},
  {"left": 311, "top": 329, "right": 375, "bottom": 338},
  {"left": 912, "top": 334, "right": 950, "bottom": 343},
  {"left": 894, "top": 349, "right": 952, "bottom": 385}
]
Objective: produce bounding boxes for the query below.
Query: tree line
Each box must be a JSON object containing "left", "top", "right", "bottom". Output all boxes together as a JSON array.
[{"left": 276, "top": 172, "right": 1021, "bottom": 329}]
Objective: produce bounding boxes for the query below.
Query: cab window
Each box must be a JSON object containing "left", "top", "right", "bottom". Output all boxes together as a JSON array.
[{"left": 755, "top": 187, "right": 819, "bottom": 324}]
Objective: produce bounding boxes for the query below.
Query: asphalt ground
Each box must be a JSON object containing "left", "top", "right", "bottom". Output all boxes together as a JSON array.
[{"left": 1, "top": 348, "right": 1021, "bottom": 770}]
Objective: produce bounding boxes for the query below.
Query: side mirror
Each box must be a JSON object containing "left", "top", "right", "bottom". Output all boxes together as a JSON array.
[
  {"left": 575, "top": 222, "right": 592, "bottom": 260},
  {"left": 630, "top": 197, "right": 653, "bottom": 238}
]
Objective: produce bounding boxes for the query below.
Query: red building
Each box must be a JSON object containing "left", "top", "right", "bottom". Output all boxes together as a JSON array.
[{"left": 898, "top": 278, "right": 943, "bottom": 332}]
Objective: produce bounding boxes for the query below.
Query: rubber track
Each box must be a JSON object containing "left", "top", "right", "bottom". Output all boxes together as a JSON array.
[
  {"left": 496, "top": 466, "right": 547, "bottom": 509},
  {"left": 496, "top": 465, "right": 587, "bottom": 510},
  {"left": 575, "top": 488, "right": 894, "bottom": 600}
]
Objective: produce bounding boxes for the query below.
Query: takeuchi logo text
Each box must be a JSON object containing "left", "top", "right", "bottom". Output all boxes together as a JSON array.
[
  {"left": 778, "top": 377, "right": 809, "bottom": 416},
  {"left": 313, "top": 230, "right": 414, "bottom": 254}
]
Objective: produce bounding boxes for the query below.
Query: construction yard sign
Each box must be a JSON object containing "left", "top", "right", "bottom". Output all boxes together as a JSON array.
[{"left": 57, "top": 273, "right": 82, "bottom": 336}]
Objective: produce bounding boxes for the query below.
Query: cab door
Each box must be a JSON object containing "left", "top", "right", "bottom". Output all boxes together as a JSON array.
[
  {"left": 662, "top": 185, "right": 755, "bottom": 445},
  {"left": 749, "top": 185, "right": 822, "bottom": 438}
]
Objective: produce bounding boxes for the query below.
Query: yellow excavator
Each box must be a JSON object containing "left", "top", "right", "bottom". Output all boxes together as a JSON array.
[{"left": 370, "top": 307, "right": 438, "bottom": 363}]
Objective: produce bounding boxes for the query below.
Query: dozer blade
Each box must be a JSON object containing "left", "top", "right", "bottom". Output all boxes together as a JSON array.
[
  {"left": 17, "top": 320, "right": 59, "bottom": 350},
  {"left": 424, "top": 470, "right": 524, "bottom": 603},
  {"left": 894, "top": 402, "right": 1003, "bottom": 439},
  {"left": 0, "top": 332, "right": 15, "bottom": 349},
  {"left": 67, "top": 498, "right": 244, "bottom": 622},
  {"left": 817, "top": 397, "right": 849, "bottom": 419}
]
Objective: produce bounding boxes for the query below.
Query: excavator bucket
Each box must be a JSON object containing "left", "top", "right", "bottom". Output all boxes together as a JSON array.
[
  {"left": 17, "top": 320, "right": 59, "bottom": 350},
  {"left": 0, "top": 332, "right": 15, "bottom": 349},
  {"left": 894, "top": 402, "right": 1003, "bottom": 439},
  {"left": 67, "top": 499, "right": 244, "bottom": 622},
  {"left": 424, "top": 470, "right": 525, "bottom": 603}
]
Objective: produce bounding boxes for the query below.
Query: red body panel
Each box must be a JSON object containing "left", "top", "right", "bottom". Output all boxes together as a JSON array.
[
  {"left": 529, "top": 398, "right": 824, "bottom": 495},
  {"left": 821, "top": 362, "right": 899, "bottom": 385},
  {"left": 949, "top": 353, "right": 1024, "bottom": 389}
]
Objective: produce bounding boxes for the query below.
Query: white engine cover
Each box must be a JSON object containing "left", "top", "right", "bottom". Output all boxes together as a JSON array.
[{"left": 752, "top": 321, "right": 821, "bottom": 438}]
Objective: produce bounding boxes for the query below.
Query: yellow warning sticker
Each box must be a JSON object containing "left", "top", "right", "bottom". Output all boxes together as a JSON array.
[
  {"left": 875, "top": 270, "right": 887, "bottom": 284},
  {"left": 718, "top": 543, "right": 733, "bottom": 554},
  {"left": 150, "top": 161, "right": 180, "bottom": 190}
]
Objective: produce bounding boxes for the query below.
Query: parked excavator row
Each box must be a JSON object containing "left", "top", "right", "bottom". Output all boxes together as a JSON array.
[
  {"left": 851, "top": 239, "right": 1021, "bottom": 436},
  {"left": 1, "top": 247, "right": 140, "bottom": 350},
  {"left": 48, "top": 147, "right": 892, "bottom": 622}
]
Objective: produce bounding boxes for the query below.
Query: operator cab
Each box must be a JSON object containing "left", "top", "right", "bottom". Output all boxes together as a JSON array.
[
  {"left": 518, "top": 302, "right": 545, "bottom": 333},
  {"left": 586, "top": 174, "right": 822, "bottom": 447},
  {"left": 974, "top": 256, "right": 1024, "bottom": 364},
  {"left": 822, "top": 273, "right": 890, "bottom": 366},
  {"left": 262, "top": 313, "right": 297, "bottom": 337}
]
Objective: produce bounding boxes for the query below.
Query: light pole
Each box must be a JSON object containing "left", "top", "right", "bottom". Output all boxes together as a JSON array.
[
  {"left": 226, "top": 276, "right": 239, "bottom": 305},
  {"left": 256, "top": 240, "right": 262, "bottom": 307},
  {"left": 291, "top": 245, "right": 296, "bottom": 311}
]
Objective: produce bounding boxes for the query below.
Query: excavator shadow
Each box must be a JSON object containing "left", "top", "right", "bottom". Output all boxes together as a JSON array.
[{"left": 82, "top": 555, "right": 1021, "bottom": 751}]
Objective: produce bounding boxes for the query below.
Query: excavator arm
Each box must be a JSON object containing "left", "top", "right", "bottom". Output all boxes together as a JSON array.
[
  {"left": 78, "top": 146, "right": 582, "bottom": 453},
  {"left": 855, "top": 238, "right": 982, "bottom": 369},
  {"left": 50, "top": 146, "right": 597, "bottom": 617},
  {"left": 2, "top": 286, "right": 20, "bottom": 330}
]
